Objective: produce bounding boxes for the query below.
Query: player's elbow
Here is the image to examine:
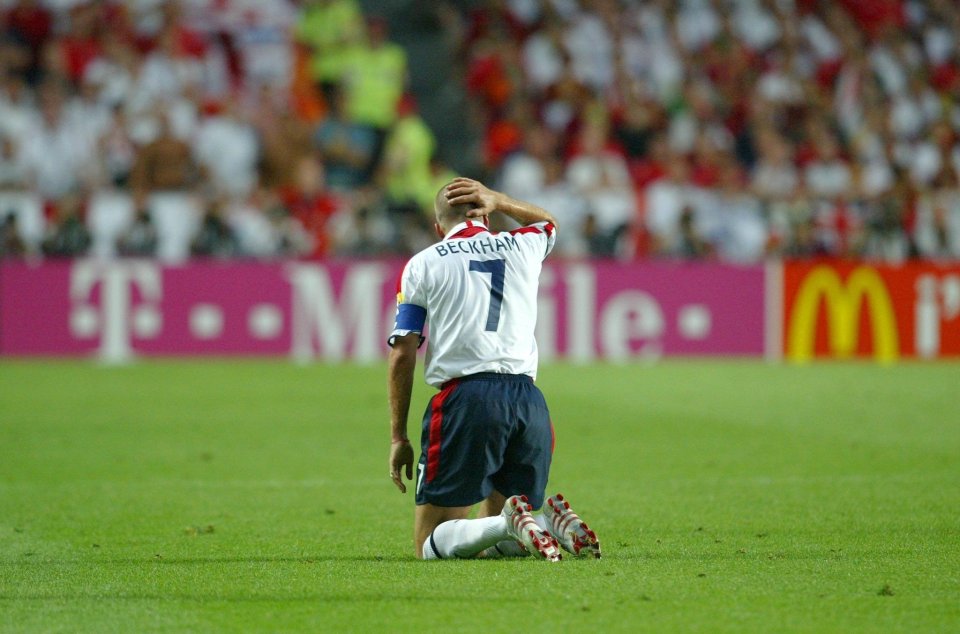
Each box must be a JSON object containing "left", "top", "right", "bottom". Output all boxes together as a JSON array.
[{"left": 388, "top": 336, "right": 419, "bottom": 368}]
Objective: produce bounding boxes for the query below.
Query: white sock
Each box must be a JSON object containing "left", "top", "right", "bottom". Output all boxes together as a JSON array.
[
  {"left": 421, "top": 516, "right": 510, "bottom": 559},
  {"left": 481, "top": 539, "right": 527, "bottom": 558},
  {"left": 481, "top": 514, "right": 551, "bottom": 558}
]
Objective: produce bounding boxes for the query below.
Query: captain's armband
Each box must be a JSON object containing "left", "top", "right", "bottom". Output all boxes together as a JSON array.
[{"left": 388, "top": 304, "right": 427, "bottom": 348}]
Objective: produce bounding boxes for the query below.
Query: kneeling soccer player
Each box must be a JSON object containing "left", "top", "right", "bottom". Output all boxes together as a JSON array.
[{"left": 387, "top": 177, "right": 600, "bottom": 560}]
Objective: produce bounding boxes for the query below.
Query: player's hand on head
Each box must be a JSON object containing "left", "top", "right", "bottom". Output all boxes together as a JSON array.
[
  {"left": 445, "top": 177, "right": 498, "bottom": 219},
  {"left": 389, "top": 440, "right": 415, "bottom": 493}
]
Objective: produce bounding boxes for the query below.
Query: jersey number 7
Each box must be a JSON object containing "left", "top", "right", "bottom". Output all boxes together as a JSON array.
[{"left": 469, "top": 259, "right": 505, "bottom": 332}]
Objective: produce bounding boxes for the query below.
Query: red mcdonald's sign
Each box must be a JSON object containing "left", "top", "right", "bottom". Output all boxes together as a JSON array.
[{"left": 783, "top": 262, "right": 960, "bottom": 361}]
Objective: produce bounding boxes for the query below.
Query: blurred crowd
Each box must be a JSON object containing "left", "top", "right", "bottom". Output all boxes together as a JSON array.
[
  {"left": 465, "top": 0, "right": 960, "bottom": 261},
  {"left": 0, "top": 0, "right": 447, "bottom": 261},
  {"left": 1, "top": 0, "right": 960, "bottom": 263}
]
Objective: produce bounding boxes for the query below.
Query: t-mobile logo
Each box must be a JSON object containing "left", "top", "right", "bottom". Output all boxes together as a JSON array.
[{"left": 69, "top": 260, "right": 163, "bottom": 362}]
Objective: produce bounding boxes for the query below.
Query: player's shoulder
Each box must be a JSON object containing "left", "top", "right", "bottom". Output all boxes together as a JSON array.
[
  {"left": 504, "top": 220, "right": 556, "bottom": 239},
  {"left": 400, "top": 241, "right": 442, "bottom": 277},
  {"left": 410, "top": 241, "right": 444, "bottom": 265},
  {"left": 496, "top": 221, "right": 557, "bottom": 253}
]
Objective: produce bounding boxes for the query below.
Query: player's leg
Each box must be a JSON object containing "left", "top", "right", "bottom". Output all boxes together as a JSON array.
[
  {"left": 488, "top": 381, "right": 553, "bottom": 511},
  {"left": 474, "top": 489, "right": 506, "bottom": 518},
  {"left": 493, "top": 381, "right": 601, "bottom": 558},
  {"left": 479, "top": 379, "right": 563, "bottom": 559},
  {"left": 415, "top": 379, "right": 514, "bottom": 560},
  {"left": 477, "top": 489, "right": 546, "bottom": 558},
  {"left": 418, "top": 493, "right": 560, "bottom": 560},
  {"left": 415, "top": 376, "right": 560, "bottom": 560},
  {"left": 475, "top": 489, "right": 526, "bottom": 557},
  {"left": 415, "top": 503, "right": 476, "bottom": 558}
]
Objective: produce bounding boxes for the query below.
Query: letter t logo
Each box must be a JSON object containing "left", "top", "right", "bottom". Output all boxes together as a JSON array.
[{"left": 69, "top": 261, "right": 163, "bottom": 362}]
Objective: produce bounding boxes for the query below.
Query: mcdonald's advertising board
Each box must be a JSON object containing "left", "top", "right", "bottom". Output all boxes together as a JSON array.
[{"left": 782, "top": 261, "right": 960, "bottom": 361}]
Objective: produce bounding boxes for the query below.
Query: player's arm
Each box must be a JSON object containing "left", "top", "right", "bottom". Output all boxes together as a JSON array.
[
  {"left": 444, "top": 177, "right": 559, "bottom": 230},
  {"left": 387, "top": 333, "right": 418, "bottom": 493}
]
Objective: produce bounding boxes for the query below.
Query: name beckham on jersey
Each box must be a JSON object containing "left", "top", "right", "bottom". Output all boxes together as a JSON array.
[{"left": 434, "top": 234, "right": 521, "bottom": 257}]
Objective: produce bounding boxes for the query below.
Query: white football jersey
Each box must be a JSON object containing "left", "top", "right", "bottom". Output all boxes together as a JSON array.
[{"left": 390, "top": 219, "right": 557, "bottom": 388}]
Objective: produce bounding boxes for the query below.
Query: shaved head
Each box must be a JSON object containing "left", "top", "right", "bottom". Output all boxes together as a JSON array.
[{"left": 434, "top": 181, "right": 475, "bottom": 232}]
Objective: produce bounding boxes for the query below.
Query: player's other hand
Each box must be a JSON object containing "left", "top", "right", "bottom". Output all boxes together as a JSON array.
[
  {"left": 389, "top": 440, "right": 415, "bottom": 493},
  {"left": 445, "top": 177, "right": 499, "bottom": 220}
]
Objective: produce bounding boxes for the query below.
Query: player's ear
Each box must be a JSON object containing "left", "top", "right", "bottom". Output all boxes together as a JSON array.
[{"left": 434, "top": 222, "right": 444, "bottom": 239}]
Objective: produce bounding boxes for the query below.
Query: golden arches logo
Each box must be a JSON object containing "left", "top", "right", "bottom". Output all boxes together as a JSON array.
[{"left": 787, "top": 266, "right": 899, "bottom": 363}]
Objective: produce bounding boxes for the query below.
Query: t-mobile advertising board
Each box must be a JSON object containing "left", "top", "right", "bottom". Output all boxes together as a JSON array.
[{"left": 0, "top": 260, "right": 766, "bottom": 361}]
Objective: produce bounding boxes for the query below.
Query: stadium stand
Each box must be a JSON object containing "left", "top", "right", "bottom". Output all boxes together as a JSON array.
[{"left": 0, "top": 0, "right": 958, "bottom": 262}]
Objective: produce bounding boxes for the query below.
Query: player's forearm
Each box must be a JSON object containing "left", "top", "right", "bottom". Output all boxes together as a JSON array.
[
  {"left": 387, "top": 347, "right": 417, "bottom": 442},
  {"left": 494, "top": 192, "right": 559, "bottom": 230}
]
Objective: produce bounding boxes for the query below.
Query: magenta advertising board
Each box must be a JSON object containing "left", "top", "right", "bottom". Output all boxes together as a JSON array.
[
  {"left": 540, "top": 261, "right": 766, "bottom": 360},
  {"left": 0, "top": 260, "right": 765, "bottom": 361}
]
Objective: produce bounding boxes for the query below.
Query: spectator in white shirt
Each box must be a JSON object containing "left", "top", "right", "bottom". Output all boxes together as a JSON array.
[
  {"left": 0, "top": 73, "right": 35, "bottom": 142},
  {"left": 731, "top": 0, "right": 781, "bottom": 52},
  {"left": 752, "top": 129, "right": 799, "bottom": 202},
  {"left": 646, "top": 155, "right": 693, "bottom": 255},
  {"left": 499, "top": 124, "right": 556, "bottom": 203},
  {"left": 526, "top": 155, "right": 589, "bottom": 257},
  {"left": 217, "top": 0, "right": 297, "bottom": 89},
  {"left": 521, "top": 15, "right": 565, "bottom": 94},
  {"left": 914, "top": 168, "right": 960, "bottom": 258},
  {"left": 193, "top": 97, "right": 260, "bottom": 198},
  {"left": 563, "top": 1, "right": 615, "bottom": 92},
  {"left": 566, "top": 120, "right": 636, "bottom": 254},
  {"left": 83, "top": 30, "right": 137, "bottom": 110},
  {"left": 675, "top": 0, "right": 720, "bottom": 53},
  {"left": 804, "top": 132, "right": 852, "bottom": 201},
  {"left": 708, "top": 163, "right": 767, "bottom": 263},
  {"left": 135, "top": 26, "right": 204, "bottom": 107},
  {"left": 18, "top": 82, "right": 92, "bottom": 200}
]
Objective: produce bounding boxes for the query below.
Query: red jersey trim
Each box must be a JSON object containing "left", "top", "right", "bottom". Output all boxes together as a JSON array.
[{"left": 509, "top": 222, "right": 554, "bottom": 236}]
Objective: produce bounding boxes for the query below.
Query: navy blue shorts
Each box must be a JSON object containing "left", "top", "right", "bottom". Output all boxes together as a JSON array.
[{"left": 414, "top": 373, "right": 554, "bottom": 509}]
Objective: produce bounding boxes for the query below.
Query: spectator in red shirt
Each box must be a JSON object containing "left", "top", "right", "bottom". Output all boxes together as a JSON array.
[
  {"left": 280, "top": 155, "right": 342, "bottom": 258},
  {"left": 60, "top": 4, "right": 102, "bottom": 86}
]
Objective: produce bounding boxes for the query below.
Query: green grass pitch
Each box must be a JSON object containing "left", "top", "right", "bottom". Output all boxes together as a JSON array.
[{"left": 1, "top": 359, "right": 958, "bottom": 632}]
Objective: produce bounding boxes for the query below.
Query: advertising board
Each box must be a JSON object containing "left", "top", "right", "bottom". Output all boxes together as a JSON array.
[{"left": 0, "top": 260, "right": 766, "bottom": 361}]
